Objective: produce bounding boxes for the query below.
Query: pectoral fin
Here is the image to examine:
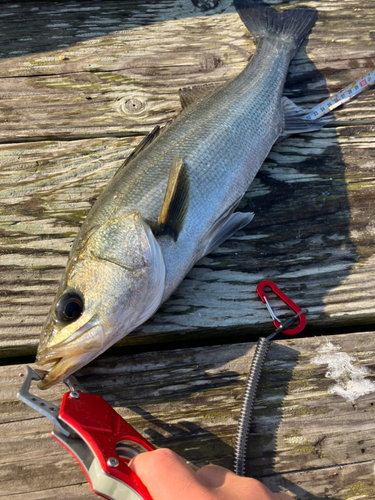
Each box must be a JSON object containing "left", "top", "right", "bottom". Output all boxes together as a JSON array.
[
  {"left": 281, "top": 97, "right": 327, "bottom": 137},
  {"left": 156, "top": 153, "right": 190, "bottom": 241}
]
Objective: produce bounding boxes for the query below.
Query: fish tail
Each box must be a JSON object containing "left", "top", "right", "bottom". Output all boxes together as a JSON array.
[{"left": 234, "top": 0, "right": 317, "bottom": 55}]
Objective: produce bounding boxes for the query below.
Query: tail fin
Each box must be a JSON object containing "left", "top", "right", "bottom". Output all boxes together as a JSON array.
[{"left": 234, "top": 0, "right": 317, "bottom": 54}]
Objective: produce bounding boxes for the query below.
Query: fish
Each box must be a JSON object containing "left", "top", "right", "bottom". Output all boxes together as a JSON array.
[{"left": 36, "top": 0, "right": 325, "bottom": 388}]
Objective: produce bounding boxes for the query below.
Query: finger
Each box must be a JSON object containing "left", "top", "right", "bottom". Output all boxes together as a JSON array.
[{"left": 129, "top": 448, "right": 212, "bottom": 500}]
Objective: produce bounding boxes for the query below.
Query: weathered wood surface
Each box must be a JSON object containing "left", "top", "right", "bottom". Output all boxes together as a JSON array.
[
  {"left": 2, "top": 331, "right": 375, "bottom": 499},
  {"left": 1, "top": 0, "right": 375, "bottom": 355},
  {"left": 1, "top": 3, "right": 375, "bottom": 499}
]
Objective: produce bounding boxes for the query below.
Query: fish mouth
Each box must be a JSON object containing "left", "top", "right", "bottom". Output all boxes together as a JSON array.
[
  {"left": 36, "top": 353, "right": 86, "bottom": 390},
  {"left": 36, "top": 322, "right": 105, "bottom": 389}
]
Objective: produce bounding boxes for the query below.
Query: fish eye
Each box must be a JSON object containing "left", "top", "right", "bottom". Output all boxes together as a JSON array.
[{"left": 56, "top": 292, "right": 84, "bottom": 322}]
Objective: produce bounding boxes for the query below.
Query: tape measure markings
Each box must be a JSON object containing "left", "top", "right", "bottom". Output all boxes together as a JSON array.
[{"left": 304, "top": 69, "right": 375, "bottom": 121}]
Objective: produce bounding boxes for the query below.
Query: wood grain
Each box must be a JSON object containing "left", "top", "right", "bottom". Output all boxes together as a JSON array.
[
  {"left": 2, "top": 332, "right": 375, "bottom": 498},
  {"left": 0, "top": 1, "right": 375, "bottom": 358},
  {"left": 2, "top": 2, "right": 375, "bottom": 499}
]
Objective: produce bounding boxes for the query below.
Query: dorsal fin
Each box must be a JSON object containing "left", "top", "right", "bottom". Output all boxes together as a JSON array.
[
  {"left": 179, "top": 84, "right": 219, "bottom": 110},
  {"left": 156, "top": 153, "right": 190, "bottom": 241},
  {"left": 114, "top": 125, "right": 162, "bottom": 176}
]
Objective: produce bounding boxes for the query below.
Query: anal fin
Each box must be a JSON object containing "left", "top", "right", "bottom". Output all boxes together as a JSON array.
[
  {"left": 156, "top": 153, "right": 190, "bottom": 241},
  {"left": 281, "top": 97, "right": 327, "bottom": 137}
]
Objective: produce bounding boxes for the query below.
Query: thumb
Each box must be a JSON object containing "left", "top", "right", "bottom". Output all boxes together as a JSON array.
[{"left": 129, "top": 448, "right": 210, "bottom": 500}]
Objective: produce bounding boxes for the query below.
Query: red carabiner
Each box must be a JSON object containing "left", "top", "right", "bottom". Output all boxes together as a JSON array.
[{"left": 256, "top": 280, "right": 306, "bottom": 336}]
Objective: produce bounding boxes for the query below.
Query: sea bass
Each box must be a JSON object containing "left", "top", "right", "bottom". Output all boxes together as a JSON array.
[{"left": 36, "top": 0, "right": 324, "bottom": 388}]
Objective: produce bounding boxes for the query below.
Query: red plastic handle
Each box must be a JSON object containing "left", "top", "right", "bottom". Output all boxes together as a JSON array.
[
  {"left": 57, "top": 392, "right": 155, "bottom": 500},
  {"left": 256, "top": 280, "right": 306, "bottom": 335}
]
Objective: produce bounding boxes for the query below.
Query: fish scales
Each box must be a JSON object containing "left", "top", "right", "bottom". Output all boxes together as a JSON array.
[{"left": 36, "top": 0, "right": 324, "bottom": 388}]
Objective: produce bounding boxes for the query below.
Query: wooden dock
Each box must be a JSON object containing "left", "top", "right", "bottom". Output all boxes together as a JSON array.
[{"left": 1, "top": 0, "right": 375, "bottom": 498}]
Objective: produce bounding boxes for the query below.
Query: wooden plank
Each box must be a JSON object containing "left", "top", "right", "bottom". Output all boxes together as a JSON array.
[
  {"left": 0, "top": 0, "right": 375, "bottom": 140},
  {"left": 263, "top": 462, "right": 375, "bottom": 500},
  {"left": 0, "top": 0, "right": 249, "bottom": 141},
  {"left": 1, "top": 332, "right": 375, "bottom": 498},
  {"left": 1, "top": 0, "right": 375, "bottom": 356}
]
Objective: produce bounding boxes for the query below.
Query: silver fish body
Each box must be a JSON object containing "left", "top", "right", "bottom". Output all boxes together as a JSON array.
[
  {"left": 78, "top": 39, "right": 288, "bottom": 298},
  {"left": 37, "top": 0, "right": 323, "bottom": 388}
]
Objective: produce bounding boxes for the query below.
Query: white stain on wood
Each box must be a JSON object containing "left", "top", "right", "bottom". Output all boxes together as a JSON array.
[{"left": 313, "top": 340, "right": 375, "bottom": 401}]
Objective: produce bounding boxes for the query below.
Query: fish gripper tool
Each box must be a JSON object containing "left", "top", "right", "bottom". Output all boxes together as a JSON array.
[{"left": 17, "top": 366, "right": 155, "bottom": 500}]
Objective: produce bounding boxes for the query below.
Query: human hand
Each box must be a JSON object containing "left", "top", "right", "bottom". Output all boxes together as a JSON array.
[{"left": 129, "top": 448, "right": 293, "bottom": 500}]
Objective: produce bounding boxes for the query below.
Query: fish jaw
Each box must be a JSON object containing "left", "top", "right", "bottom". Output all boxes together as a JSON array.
[
  {"left": 36, "top": 322, "right": 104, "bottom": 389},
  {"left": 36, "top": 322, "right": 104, "bottom": 363},
  {"left": 37, "top": 352, "right": 96, "bottom": 389}
]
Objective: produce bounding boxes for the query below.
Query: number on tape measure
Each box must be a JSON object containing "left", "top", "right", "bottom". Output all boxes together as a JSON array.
[{"left": 304, "top": 68, "right": 375, "bottom": 121}]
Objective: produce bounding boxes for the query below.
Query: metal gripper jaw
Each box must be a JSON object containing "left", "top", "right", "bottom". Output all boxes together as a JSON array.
[{"left": 17, "top": 365, "right": 71, "bottom": 437}]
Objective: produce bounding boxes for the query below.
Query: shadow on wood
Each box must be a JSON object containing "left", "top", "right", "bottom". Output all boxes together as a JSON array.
[
  {"left": 268, "top": 477, "right": 342, "bottom": 500},
  {"left": 74, "top": 343, "right": 302, "bottom": 474},
  {"left": 86, "top": 342, "right": 344, "bottom": 499},
  {"left": 81, "top": 343, "right": 304, "bottom": 490},
  {"left": 0, "top": 0, "right": 233, "bottom": 62}
]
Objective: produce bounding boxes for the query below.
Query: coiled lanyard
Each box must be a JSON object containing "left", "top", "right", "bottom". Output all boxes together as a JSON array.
[{"left": 234, "top": 281, "right": 307, "bottom": 477}]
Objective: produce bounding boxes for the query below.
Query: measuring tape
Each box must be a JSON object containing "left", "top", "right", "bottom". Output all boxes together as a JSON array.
[{"left": 304, "top": 69, "right": 375, "bottom": 120}]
